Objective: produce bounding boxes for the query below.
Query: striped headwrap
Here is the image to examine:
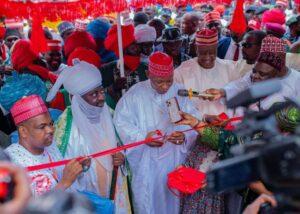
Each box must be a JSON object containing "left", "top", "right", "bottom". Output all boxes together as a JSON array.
[
  {"left": 195, "top": 28, "right": 218, "bottom": 46},
  {"left": 204, "top": 11, "right": 221, "bottom": 24}
]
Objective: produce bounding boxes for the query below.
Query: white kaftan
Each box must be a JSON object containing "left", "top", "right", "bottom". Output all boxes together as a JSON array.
[
  {"left": 174, "top": 57, "right": 253, "bottom": 116},
  {"left": 113, "top": 80, "right": 200, "bottom": 214}
]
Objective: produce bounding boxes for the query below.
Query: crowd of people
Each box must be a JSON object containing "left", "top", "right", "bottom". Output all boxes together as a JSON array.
[{"left": 1, "top": 0, "right": 300, "bottom": 213}]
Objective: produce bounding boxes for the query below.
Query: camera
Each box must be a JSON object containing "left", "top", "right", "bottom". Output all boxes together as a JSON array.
[
  {"left": 0, "top": 149, "right": 14, "bottom": 203},
  {"left": 206, "top": 79, "right": 300, "bottom": 212}
]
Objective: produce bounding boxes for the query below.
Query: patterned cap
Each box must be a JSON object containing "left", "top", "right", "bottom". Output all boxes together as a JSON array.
[
  {"left": 149, "top": 52, "right": 173, "bottom": 78},
  {"left": 257, "top": 35, "right": 286, "bottom": 71},
  {"left": 11, "top": 95, "right": 48, "bottom": 125},
  {"left": 195, "top": 28, "right": 218, "bottom": 46},
  {"left": 204, "top": 11, "right": 221, "bottom": 24}
]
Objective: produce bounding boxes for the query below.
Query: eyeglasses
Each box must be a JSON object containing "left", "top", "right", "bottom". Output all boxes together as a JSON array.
[{"left": 241, "top": 42, "right": 259, "bottom": 48}]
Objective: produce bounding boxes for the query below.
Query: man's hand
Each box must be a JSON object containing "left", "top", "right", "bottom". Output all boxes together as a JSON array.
[
  {"left": 176, "top": 111, "right": 199, "bottom": 127},
  {"left": 112, "top": 152, "right": 125, "bottom": 166},
  {"left": 58, "top": 159, "right": 84, "bottom": 190},
  {"left": 203, "top": 88, "right": 226, "bottom": 101},
  {"left": 167, "top": 131, "right": 185, "bottom": 145},
  {"left": 203, "top": 114, "right": 224, "bottom": 125},
  {"left": 0, "top": 162, "right": 31, "bottom": 214},
  {"left": 146, "top": 131, "right": 164, "bottom": 147},
  {"left": 243, "top": 194, "right": 277, "bottom": 214}
]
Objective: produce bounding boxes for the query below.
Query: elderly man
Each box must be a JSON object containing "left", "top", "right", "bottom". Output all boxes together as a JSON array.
[
  {"left": 174, "top": 28, "right": 252, "bottom": 118},
  {"left": 46, "top": 61, "right": 131, "bottom": 213},
  {"left": 5, "top": 95, "right": 88, "bottom": 196},
  {"left": 158, "top": 27, "right": 190, "bottom": 68},
  {"left": 206, "top": 35, "right": 300, "bottom": 110},
  {"left": 134, "top": 24, "right": 156, "bottom": 63},
  {"left": 114, "top": 52, "right": 199, "bottom": 214}
]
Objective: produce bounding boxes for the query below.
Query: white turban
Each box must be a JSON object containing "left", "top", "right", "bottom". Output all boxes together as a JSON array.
[
  {"left": 134, "top": 24, "right": 157, "bottom": 43},
  {"left": 46, "top": 60, "right": 102, "bottom": 102}
]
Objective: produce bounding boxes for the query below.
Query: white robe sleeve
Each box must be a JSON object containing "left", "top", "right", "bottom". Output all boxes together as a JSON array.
[
  {"left": 223, "top": 59, "right": 254, "bottom": 81},
  {"left": 223, "top": 71, "right": 252, "bottom": 100},
  {"left": 113, "top": 95, "right": 148, "bottom": 158},
  {"left": 174, "top": 66, "right": 185, "bottom": 84}
]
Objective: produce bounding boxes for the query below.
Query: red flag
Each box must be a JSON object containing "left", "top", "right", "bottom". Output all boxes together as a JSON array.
[{"left": 228, "top": 0, "right": 247, "bottom": 35}]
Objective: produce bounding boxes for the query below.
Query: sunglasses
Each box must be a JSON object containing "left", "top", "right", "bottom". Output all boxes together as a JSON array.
[
  {"left": 241, "top": 42, "right": 259, "bottom": 48},
  {"left": 207, "top": 22, "right": 220, "bottom": 29}
]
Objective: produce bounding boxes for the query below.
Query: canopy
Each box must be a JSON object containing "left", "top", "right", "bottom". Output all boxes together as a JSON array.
[{"left": 1, "top": 0, "right": 233, "bottom": 21}]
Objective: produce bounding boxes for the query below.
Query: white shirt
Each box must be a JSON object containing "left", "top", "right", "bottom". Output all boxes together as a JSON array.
[{"left": 224, "top": 38, "right": 243, "bottom": 61}]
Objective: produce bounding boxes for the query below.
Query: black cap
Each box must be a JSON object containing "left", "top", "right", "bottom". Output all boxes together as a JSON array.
[{"left": 157, "top": 27, "right": 184, "bottom": 42}]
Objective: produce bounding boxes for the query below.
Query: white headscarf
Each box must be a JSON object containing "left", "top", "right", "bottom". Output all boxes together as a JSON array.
[
  {"left": 46, "top": 60, "right": 102, "bottom": 102},
  {"left": 47, "top": 60, "right": 117, "bottom": 172}
]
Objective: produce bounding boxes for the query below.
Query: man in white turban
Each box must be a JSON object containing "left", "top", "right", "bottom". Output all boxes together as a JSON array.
[
  {"left": 134, "top": 24, "right": 157, "bottom": 63},
  {"left": 46, "top": 60, "right": 131, "bottom": 213}
]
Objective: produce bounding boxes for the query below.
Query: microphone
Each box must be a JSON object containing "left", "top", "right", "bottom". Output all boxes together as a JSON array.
[{"left": 178, "top": 89, "right": 214, "bottom": 98}]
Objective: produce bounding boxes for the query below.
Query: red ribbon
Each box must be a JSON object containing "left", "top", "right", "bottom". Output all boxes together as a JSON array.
[
  {"left": 26, "top": 116, "right": 243, "bottom": 172},
  {"left": 27, "top": 130, "right": 164, "bottom": 172}
]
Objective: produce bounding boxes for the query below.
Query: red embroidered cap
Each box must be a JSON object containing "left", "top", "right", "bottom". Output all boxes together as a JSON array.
[
  {"left": 10, "top": 95, "right": 48, "bottom": 125},
  {"left": 148, "top": 52, "right": 173, "bottom": 78}
]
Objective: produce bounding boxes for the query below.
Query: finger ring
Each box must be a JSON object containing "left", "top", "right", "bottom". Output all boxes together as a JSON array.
[
  {"left": 176, "top": 140, "right": 180, "bottom": 145},
  {"left": 82, "top": 165, "right": 90, "bottom": 172}
]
